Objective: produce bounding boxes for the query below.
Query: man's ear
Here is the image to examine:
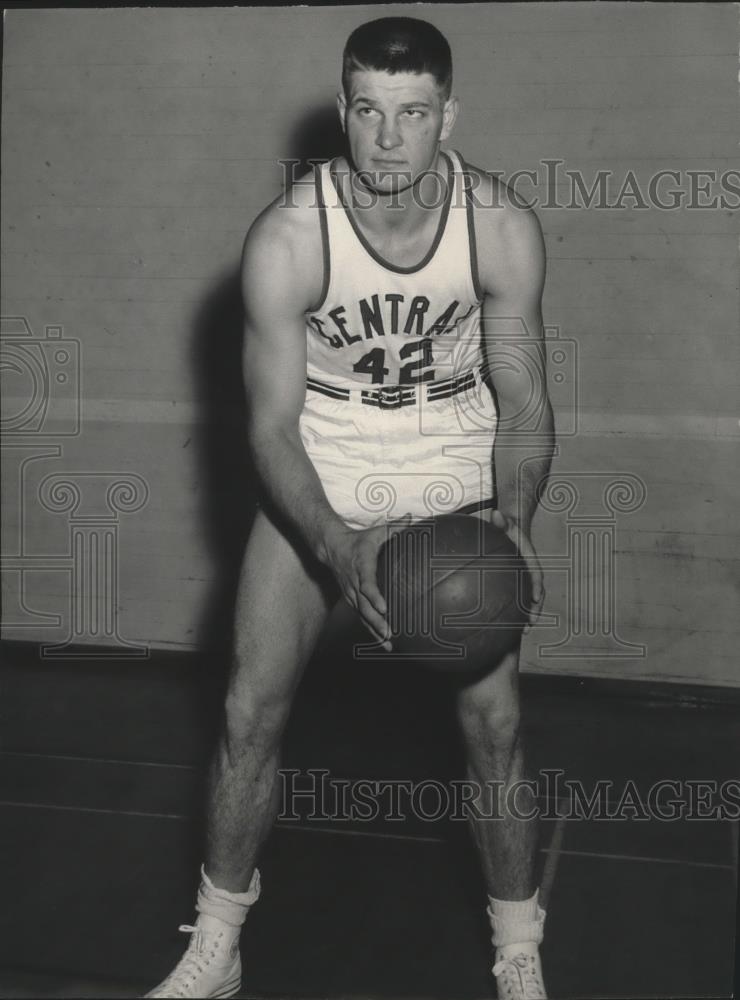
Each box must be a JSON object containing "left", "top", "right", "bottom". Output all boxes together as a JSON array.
[
  {"left": 439, "top": 95, "right": 460, "bottom": 142},
  {"left": 336, "top": 91, "right": 347, "bottom": 133}
]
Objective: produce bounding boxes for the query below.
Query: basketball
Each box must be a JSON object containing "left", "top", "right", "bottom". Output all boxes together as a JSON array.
[{"left": 376, "top": 513, "right": 531, "bottom": 672}]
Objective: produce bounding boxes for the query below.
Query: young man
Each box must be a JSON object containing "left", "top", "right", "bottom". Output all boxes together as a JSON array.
[{"left": 146, "top": 16, "right": 554, "bottom": 1000}]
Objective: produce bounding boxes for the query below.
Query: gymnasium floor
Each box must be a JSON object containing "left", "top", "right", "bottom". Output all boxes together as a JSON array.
[{"left": 1, "top": 626, "right": 737, "bottom": 1000}]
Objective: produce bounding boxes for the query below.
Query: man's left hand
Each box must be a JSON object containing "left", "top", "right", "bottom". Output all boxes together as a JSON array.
[{"left": 490, "top": 510, "right": 544, "bottom": 632}]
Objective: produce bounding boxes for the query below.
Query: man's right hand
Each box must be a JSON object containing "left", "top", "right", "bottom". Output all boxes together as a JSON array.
[{"left": 321, "top": 514, "right": 414, "bottom": 652}]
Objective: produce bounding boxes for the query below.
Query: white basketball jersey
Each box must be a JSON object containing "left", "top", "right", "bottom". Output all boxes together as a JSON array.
[{"left": 305, "top": 149, "right": 485, "bottom": 390}]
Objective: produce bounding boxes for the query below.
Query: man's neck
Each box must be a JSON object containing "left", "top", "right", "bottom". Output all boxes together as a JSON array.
[{"left": 342, "top": 149, "right": 450, "bottom": 237}]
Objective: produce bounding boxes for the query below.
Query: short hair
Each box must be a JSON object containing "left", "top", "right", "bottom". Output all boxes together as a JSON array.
[{"left": 342, "top": 17, "right": 452, "bottom": 101}]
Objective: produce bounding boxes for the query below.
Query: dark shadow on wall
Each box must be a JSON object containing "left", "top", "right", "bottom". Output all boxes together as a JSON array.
[
  {"left": 190, "top": 103, "right": 346, "bottom": 681},
  {"left": 289, "top": 102, "right": 347, "bottom": 175},
  {"left": 191, "top": 267, "right": 251, "bottom": 677}
]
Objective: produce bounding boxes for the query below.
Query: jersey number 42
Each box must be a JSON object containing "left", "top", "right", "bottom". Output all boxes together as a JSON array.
[{"left": 352, "top": 340, "right": 434, "bottom": 385}]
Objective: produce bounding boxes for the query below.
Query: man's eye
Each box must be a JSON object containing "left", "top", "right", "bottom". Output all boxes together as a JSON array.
[
  {"left": 356, "top": 107, "right": 377, "bottom": 116},
  {"left": 404, "top": 110, "right": 424, "bottom": 118}
]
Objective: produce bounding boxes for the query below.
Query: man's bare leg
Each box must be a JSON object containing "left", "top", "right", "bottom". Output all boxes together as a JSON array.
[
  {"left": 455, "top": 646, "right": 537, "bottom": 899},
  {"left": 205, "top": 504, "right": 338, "bottom": 891},
  {"left": 146, "top": 505, "right": 338, "bottom": 998},
  {"left": 455, "top": 647, "right": 547, "bottom": 998}
]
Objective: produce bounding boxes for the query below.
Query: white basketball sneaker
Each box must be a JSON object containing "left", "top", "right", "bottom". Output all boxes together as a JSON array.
[
  {"left": 145, "top": 915, "right": 241, "bottom": 998},
  {"left": 492, "top": 943, "right": 547, "bottom": 999}
]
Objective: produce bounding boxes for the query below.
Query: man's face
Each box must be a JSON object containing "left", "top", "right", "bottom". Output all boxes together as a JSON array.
[{"left": 338, "top": 69, "right": 457, "bottom": 194}]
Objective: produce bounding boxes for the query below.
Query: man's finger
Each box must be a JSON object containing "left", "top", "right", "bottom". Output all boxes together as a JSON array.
[
  {"left": 529, "top": 567, "right": 544, "bottom": 603},
  {"left": 491, "top": 509, "right": 509, "bottom": 533},
  {"left": 517, "top": 547, "right": 543, "bottom": 626},
  {"left": 360, "top": 572, "right": 388, "bottom": 618},
  {"left": 525, "top": 575, "right": 545, "bottom": 629},
  {"left": 514, "top": 526, "right": 536, "bottom": 559},
  {"left": 357, "top": 592, "right": 392, "bottom": 650}
]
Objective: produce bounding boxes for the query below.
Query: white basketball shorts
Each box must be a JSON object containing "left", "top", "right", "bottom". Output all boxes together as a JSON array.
[{"left": 298, "top": 365, "right": 499, "bottom": 530}]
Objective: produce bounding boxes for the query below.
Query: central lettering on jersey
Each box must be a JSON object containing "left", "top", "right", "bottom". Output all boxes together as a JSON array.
[{"left": 308, "top": 295, "right": 476, "bottom": 350}]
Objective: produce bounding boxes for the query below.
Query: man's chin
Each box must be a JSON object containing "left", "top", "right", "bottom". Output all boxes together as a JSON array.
[{"left": 355, "top": 168, "right": 415, "bottom": 197}]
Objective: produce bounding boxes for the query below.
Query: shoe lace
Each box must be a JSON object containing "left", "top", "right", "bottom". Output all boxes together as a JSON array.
[
  {"left": 492, "top": 952, "right": 546, "bottom": 999},
  {"left": 154, "top": 924, "right": 219, "bottom": 998}
]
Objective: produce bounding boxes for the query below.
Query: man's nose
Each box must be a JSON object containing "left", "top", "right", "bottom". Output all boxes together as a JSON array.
[{"left": 377, "top": 117, "right": 402, "bottom": 149}]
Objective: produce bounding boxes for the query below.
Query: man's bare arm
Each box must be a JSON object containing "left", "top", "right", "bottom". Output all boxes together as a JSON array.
[
  {"left": 476, "top": 185, "right": 555, "bottom": 623},
  {"left": 480, "top": 200, "right": 554, "bottom": 531},
  {"left": 241, "top": 210, "right": 345, "bottom": 564},
  {"left": 241, "top": 207, "right": 404, "bottom": 649}
]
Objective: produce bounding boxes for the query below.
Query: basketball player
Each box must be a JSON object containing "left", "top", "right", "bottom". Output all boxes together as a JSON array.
[{"left": 146, "top": 16, "right": 554, "bottom": 1000}]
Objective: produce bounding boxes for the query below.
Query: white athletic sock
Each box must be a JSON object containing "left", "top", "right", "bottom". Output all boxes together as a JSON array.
[
  {"left": 195, "top": 864, "right": 261, "bottom": 931},
  {"left": 487, "top": 887, "right": 546, "bottom": 951}
]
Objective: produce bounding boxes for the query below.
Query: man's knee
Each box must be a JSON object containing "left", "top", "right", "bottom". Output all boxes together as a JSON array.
[
  {"left": 221, "top": 683, "right": 292, "bottom": 758},
  {"left": 459, "top": 695, "right": 521, "bottom": 750},
  {"left": 457, "top": 660, "right": 522, "bottom": 750}
]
